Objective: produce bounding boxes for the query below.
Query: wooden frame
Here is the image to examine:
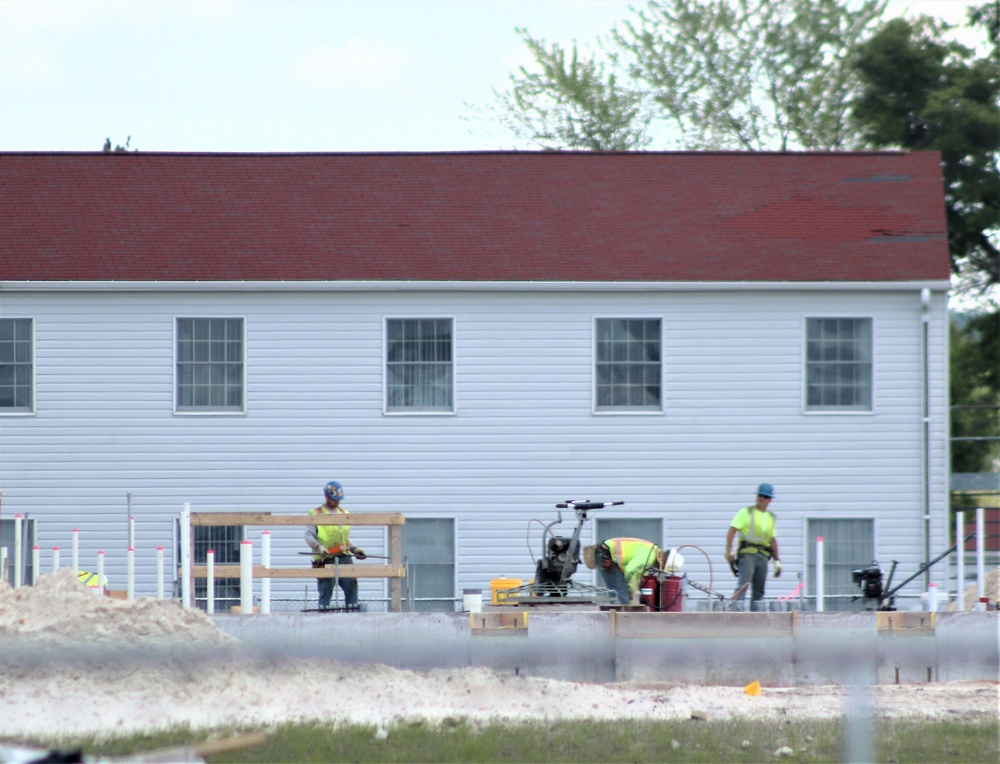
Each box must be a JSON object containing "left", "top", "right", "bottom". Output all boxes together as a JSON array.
[{"left": 186, "top": 511, "right": 406, "bottom": 612}]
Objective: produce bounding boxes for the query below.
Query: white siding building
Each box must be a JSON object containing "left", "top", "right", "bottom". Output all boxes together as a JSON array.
[{"left": 0, "top": 151, "right": 952, "bottom": 611}]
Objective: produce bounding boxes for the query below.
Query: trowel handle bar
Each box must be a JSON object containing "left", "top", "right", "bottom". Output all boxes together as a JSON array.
[{"left": 555, "top": 501, "right": 624, "bottom": 510}]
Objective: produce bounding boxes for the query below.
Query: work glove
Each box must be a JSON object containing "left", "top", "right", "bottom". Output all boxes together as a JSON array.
[
  {"left": 317, "top": 545, "right": 329, "bottom": 556},
  {"left": 773, "top": 560, "right": 782, "bottom": 578},
  {"left": 723, "top": 547, "right": 735, "bottom": 564},
  {"left": 352, "top": 547, "right": 367, "bottom": 560}
]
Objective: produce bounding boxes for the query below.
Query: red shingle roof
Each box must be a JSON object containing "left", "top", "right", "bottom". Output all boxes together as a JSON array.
[{"left": 0, "top": 151, "right": 950, "bottom": 282}]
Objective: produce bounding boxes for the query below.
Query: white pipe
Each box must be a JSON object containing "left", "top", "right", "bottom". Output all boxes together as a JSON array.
[
  {"left": 1, "top": 547, "right": 7, "bottom": 583},
  {"left": 956, "top": 511, "right": 965, "bottom": 611},
  {"left": 816, "top": 536, "right": 825, "bottom": 612},
  {"left": 206, "top": 548, "right": 215, "bottom": 614},
  {"left": 126, "top": 547, "right": 135, "bottom": 601},
  {"left": 71, "top": 528, "right": 79, "bottom": 574},
  {"left": 31, "top": 545, "right": 39, "bottom": 585},
  {"left": 13, "top": 514, "right": 22, "bottom": 588},
  {"left": 976, "top": 507, "right": 985, "bottom": 602},
  {"left": 920, "top": 288, "right": 931, "bottom": 590},
  {"left": 260, "top": 531, "right": 271, "bottom": 615},
  {"left": 128, "top": 512, "right": 135, "bottom": 551},
  {"left": 240, "top": 540, "right": 253, "bottom": 614},
  {"left": 156, "top": 546, "right": 165, "bottom": 599},
  {"left": 52, "top": 546, "right": 60, "bottom": 573},
  {"left": 927, "top": 581, "right": 938, "bottom": 612},
  {"left": 180, "top": 503, "right": 192, "bottom": 609},
  {"left": 97, "top": 550, "right": 105, "bottom": 593}
]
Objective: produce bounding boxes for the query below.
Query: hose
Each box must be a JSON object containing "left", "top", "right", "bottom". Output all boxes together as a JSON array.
[{"left": 675, "top": 544, "right": 714, "bottom": 596}]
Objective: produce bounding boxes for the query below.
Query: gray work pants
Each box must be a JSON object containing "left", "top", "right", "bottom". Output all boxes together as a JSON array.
[{"left": 736, "top": 552, "right": 769, "bottom": 612}]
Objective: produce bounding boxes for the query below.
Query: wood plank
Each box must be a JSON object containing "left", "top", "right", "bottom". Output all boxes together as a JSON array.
[
  {"left": 188, "top": 564, "right": 406, "bottom": 579},
  {"left": 190, "top": 512, "right": 404, "bottom": 526}
]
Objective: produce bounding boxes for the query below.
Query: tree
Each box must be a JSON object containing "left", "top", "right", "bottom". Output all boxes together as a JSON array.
[
  {"left": 850, "top": 9, "right": 1000, "bottom": 297},
  {"left": 102, "top": 136, "right": 133, "bottom": 152},
  {"left": 949, "top": 310, "right": 999, "bottom": 515},
  {"left": 485, "top": 0, "right": 886, "bottom": 151}
]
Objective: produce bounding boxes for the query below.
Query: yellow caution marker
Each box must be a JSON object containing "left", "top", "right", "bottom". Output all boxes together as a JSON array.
[{"left": 744, "top": 680, "right": 761, "bottom": 697}]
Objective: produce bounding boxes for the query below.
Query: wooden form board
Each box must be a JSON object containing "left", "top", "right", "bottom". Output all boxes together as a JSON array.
[{"left": 186, "top": 511, "right": 406, "bottom": 612}]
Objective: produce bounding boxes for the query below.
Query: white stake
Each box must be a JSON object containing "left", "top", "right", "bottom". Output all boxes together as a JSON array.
[
  {"left": 180, "top": 503, "right": 192, "bottom": 609},
  {"left": 956, "top": 511, "right": 965, "bottom": 611},
  {"left": 52, "top": 546, "right": 61, "bottom": 573},
  {"left": 31, "top": 545, "right": 39, "bottom": 585},
  {"left": 206, "top": 548, "right": 215, "bottom": 614},
  {"left": 816, "top": 536, "right": 825, "bottom": 612},
  {"left": 71, "top": 528, "right": 79, "bottom": 574},
  {"left": 97, "top": 550, "right": 105, "bottom": 594},
  {"left": 127, "top": 547, "right": 135, "bottom": 601},
  {"left": 927, "top": 581, "right": 938, "bottom": 612},
  {"left": 240, "top": 539, "right": 253, "bottom": 615},
  {"left": 13, "top": 514, "right": 22, "bottom": 588},
  {"left": 261, "top": 531, "right": 271, "bottom": 615},
  {"left": 976, "top": 507, "right": 985, "bottom": 603},
  {"left": 156, "top": 545, "right": 165, "bottom": 599}
]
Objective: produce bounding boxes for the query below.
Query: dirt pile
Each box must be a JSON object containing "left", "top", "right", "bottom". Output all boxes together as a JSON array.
[{"left": 0, "top": 571, "right": 996, "bottom": 741}]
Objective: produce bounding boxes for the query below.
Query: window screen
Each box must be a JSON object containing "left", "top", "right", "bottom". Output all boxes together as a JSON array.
[
  {"left": 595, "top": 318, "right": 662, "bottom": 411},
  {"left": 806, "top": 518, "right": 875, "bottom": 611},
  {"left": 0, "top": 318, "right": 33, "bottom": 412},
  {"left": 805, "top": 318, "right": 872, "bottom": 411},
  {"left": 400, "top": 518, "right": 455, "bottom": 612}
]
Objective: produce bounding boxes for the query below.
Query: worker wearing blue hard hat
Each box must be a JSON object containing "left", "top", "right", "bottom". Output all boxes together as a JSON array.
[
  {"left": 305, "top": 480, "right": 367, "bottom": 610},
  {"left": 724, "top": 483, "right": 781, "bottom": 611}
]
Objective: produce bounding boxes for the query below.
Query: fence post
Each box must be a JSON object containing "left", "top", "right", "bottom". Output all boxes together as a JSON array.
[
  {"left": 260, "top": 531, "right": 271, "bottom": 615},
  {"left": 180, "top": 503, "right": 192, "bottom": 609},
  {"left": 815, "top": 536, "right": 825, "bottom": 612},
  {"left": 240, "top": 540, "right": 253, "bottom": 614}
]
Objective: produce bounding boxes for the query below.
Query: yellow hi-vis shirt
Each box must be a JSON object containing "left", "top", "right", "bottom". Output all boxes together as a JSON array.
[
  {"left": 605, "top": 538, "right": 662, "bottom": 594},
  {"left": 730, "top": 506, "right": 776, "bottom": 554},
  {"left": 309, "top": 505, "right": 351, "bottom": 558}
]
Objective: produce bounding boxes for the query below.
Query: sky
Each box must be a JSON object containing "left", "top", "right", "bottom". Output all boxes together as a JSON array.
[{"left": 0, "top": 0, "right": 987, "bottom": 154}]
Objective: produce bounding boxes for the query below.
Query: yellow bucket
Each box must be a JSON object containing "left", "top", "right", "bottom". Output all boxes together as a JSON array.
[{"left": 490, "top": 577, "right": 522, "bottom": 605}]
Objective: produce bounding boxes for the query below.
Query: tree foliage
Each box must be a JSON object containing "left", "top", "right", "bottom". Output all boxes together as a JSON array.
[
  {"left": 487, "top": 0, "right": 886, "bottom": 151},
  {"left": 102, "top": 136, "right": 133, "bottom": 152},
  {"left": 850, "top": 9, "right": 1000, "bottom": 296},
  {"left": 950, "top": 310, "right": 1000, "bottom": 475}
]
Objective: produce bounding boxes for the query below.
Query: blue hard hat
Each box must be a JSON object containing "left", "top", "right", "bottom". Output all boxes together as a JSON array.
[
  {"left": 757, "top": 482, "right": 775, "bottom": 498},
  {"left": 324, "top": 480, "right": 345, "bottom": 502}
]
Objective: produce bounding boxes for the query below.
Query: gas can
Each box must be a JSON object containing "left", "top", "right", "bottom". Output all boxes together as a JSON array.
[{"left": 660, "top": 575, "right": 683, "bottom": 612}]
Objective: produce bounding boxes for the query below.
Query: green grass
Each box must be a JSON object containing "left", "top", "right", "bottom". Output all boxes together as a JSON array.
[{"left": 6, "top": 718, "right": 997, "bottom": 763}]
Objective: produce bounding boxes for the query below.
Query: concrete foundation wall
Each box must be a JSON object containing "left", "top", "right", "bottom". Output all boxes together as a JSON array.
[{"left": 211, "top": 610, "right": 998, "bottom": 686}]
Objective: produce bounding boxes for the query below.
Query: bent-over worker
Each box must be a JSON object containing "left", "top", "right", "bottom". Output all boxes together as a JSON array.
[
  {"left": 725, "top": 482, "right": 781, "bottom": 612},
  {"left": 583, "top": 538, "right": 664, "bottom": 605},
  {"left": 305, "top": 479, "right": 367, "bottom": 609}
]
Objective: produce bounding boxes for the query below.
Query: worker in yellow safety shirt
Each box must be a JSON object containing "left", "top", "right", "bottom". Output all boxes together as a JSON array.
[
  {"left": 725, "top": 482, "right": 781, "bottom": 612},
  {"left": 77, "top": 570, "right": 107, "bottom": 594},
  {"left": 305, "top": 479, "right": 366, "bottom": 609},
  {"left": 583, "top": 538, "right": 664, "bottom": 604}
]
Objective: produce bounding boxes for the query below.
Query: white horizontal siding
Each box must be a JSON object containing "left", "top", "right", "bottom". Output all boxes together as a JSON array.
[{"left": 0, "top": 287, "right": 948, "bottom": 605}]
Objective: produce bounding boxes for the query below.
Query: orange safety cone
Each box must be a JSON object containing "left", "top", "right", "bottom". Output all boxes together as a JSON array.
[{"left": 744, "top": 680, "right": 761, "bottom": 697}]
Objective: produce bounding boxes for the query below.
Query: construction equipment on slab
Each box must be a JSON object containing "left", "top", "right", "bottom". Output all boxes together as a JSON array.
[{"left": 496, "top": 500, "right": 623, "bottom": 606}]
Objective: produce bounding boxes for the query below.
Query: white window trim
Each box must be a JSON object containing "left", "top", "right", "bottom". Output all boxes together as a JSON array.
[
  {"left": 382, "top": 315, "right": 457, "bottom": 416},
  {"left": 172, "top": 315, "right": 247, "bottom": 416},
  {"left": 591, "top": 315, "right": 666, "bottom": 415},
  {"left": 0, "top": 316, "right": 36, "bottom": 416},
  {"left": 801, "top": 314, "right": 877, "bottom": 416}
]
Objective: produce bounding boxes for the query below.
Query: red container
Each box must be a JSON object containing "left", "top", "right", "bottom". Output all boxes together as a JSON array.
[{"left": 659, "top": 575, "right": 683, "bottom": 612}]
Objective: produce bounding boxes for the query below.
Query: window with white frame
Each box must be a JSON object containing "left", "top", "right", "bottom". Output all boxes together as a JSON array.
[
  {"left": 400, "top": 518, "right": 455, "bottom": 612},
  {"left": 176, "top": 318, "right": 244, "bottom": 412},
  {"left": 0, "top": 318, "right": 34, "bottom": 413},
  {"left": 385, "top": 318, "right": 453, "bottom": 412},
  {"left": 805, "top": 317, "right": 873, "bottom": 411},
  {"left": 806, "top": 518, "right": 875, "bottom": 611},
  {"left": 595, "top": 318, "right": 662, "bottom": 411}
]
